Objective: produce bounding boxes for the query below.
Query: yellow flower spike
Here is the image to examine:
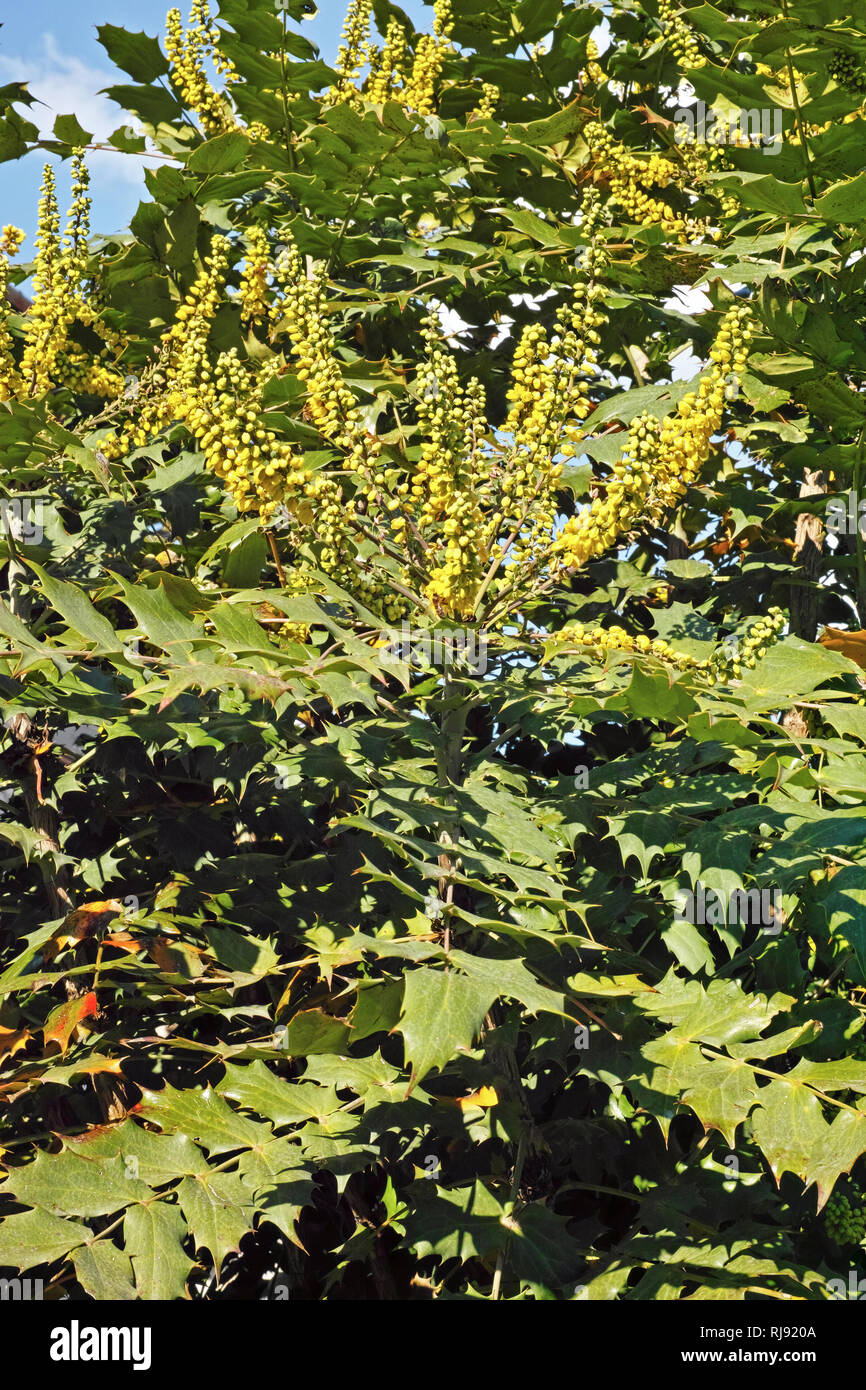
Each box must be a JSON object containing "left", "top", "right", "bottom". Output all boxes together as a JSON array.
[
  {"left": 658, "top": 0, "right": 706, "bottom": 69},
  {"left": 19, "top": 163, "right": 62, "bottom": 396},
  {"left": 324, "top": 0, "right": 374, "bottom": 106},
  {"left": 17, "top": 156, "right": 116, "bottom": 401},
  {"left": 558, "top": 622, "right": 700, "bottom": 672},
  {"left": 584, "top": 121, "right": 709, "bottom": 243},
  {"left": 410, "top": 314, "right": 490, "bottom": 618},
  {"left": 582, "top": 36, "right": 604, "bottom": 85},
  {"left": 402, "top": 0, "right": 453, "bottom": 115},
  {"left": 0, "top": 226, "right": 25, "bottom": 258},
  {"left": 273, "top": 234, "right": 377, "bottom": 461},
  {"left": 367, "top": 18, "right": 409, "bottom": 103},
  {"left": 326, "top": 0, "right": 452, "bottom": 115},
  {"left": 554, "top": 304, "right": 752, "bottom": 575},
  {"left": 710, "top": 607, "right": 786, "bottom": 683},
  {"left": 0, "top": 260, "right": 19, "bottom": 401},
  {"left": 496, "top": 187, "right": 608, "bottom": 573},
  {"left": 165, "top": 0, "right": 246, "bottom": 136},
  {"left": 239, "top": 225, "right": 270, "bottom": 325},
  {"left": 471, "top": 83, "right": 500, "bottom": 120}
]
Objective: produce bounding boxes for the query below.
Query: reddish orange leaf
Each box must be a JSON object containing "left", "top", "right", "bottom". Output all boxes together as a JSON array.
[
  {"left": 43, "top": 992, "right": 99, "bottom": 1055},
  {"left": 102, "top": 932, "right": 142, "bottom": 954}
]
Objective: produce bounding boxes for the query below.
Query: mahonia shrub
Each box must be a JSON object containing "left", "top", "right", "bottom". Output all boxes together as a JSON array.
[{"left": 2, "top": 0, "right": 866, "bottom": 1301}]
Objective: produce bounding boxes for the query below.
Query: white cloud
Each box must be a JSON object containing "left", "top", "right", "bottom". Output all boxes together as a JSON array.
[{"left": 0, "top": 34, "right": 156, "bottom": 205}]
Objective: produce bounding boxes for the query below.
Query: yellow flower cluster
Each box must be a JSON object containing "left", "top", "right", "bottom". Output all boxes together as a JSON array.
[
  {"left": 554, "top": 304, "right": 752, "bottom": 573},
  {"left": 99, "top": 239, "right": 230, "bottom": 460},
  {"left": 676, "top": 140, "right": 739, "bottom": 221},
  {"left": 584, "top": 121, "right": 707, "bottom": 242},
  {"left": 582, "top": 36, "right": 604, "bottom": 85},
  {"left": 1, "top": 158, "right": 122, "bottom": 402},
  {"left": 19, "top": 164, "right": 63, "bottom": 396},
  {"left": 558, "top": 410, "right": 662, "bottom": 570},
  {"left": 658, "top": 0, "right": 706, "bottom": 69},
  {"left": 182, "top": 345, "right": 306, "bottom": 519},
  {"left": 557, "top": 621, "right": 707, "bottom": 672},
  {"left": 102, "top": 237, "right": 309, "bottom": 519},
  {"left": 0, "top": 260, "right": 16, "bottom": 402},
  {"left": 0, "top": 228, "right": 25, "bottom": 399},
  {"left": 0, "top": 226, "right": 24, "bottom": 257},
  {"left": 97, "top": 227, "right": 401, "bottom": 612},
  {"left": 553, "top": 610, "right": 785, "bottom": 683},
  {"left": 165, "top": 0, "right": 241, "bottom": 136},
  {"left": 367, "top": 18, "right": 409, "bottom": 104},
  {"left": 274, "top": 238, "right": 376, "bottom": 465},
  {"left": 410, "top": 314, "right": 489, "bottom": 617},
  {"left": 54, "top": 351, "right": 125, "bottom": 399},
  {"left": 706, "top": 607, "right": 786, "bottom": 683},
  {"left": 325, "top": 0, "right": 374, "bottom": 106},
  {"left": 326, "top": 0, "right": 453, "bottom": 115},
  {"left": 270, "top": 238, "right": 410, "bottom": 612},
  {"left": 499, "top": 189, "right": 608, "bottom": 570},
  {"left": 471, "top": 83, "right": 500, "bottom": 120},
  {"left": 552, "top": 602, "right": 787, "bottom": 685},
  {"left": 402, "top": 0, "right": 454, "bottom": 115},
  {"left": 239, "top": 225, "right": 270, "bottom": 325}
]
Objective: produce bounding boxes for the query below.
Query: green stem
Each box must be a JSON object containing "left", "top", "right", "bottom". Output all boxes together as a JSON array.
[
  {"left": 435, "top": 671, "right": 469, "bottom": 948},
  {"left": 278, "top": 8, "right": 298, "bottom": 172},
  {"left": 778, "top": 3, "right": 816, "bottom": 200},
  {"left": 491, "top": 1129, "right": 529, "bottom": 1301}
]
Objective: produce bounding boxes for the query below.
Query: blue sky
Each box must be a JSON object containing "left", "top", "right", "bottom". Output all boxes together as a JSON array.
[{"left": 0, "top": 1, "right": 428, "bottom": 252}]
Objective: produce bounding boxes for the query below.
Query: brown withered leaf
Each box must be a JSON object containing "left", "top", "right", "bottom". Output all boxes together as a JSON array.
[
  {"left": 819, "top": 627, "right": 866, "bottom": 669},
  {"left": 102, "top": 932, "right": 143, "bottom": 954},
  {"left": 148, "top": 936, "right": 208, "bottom": 978}
]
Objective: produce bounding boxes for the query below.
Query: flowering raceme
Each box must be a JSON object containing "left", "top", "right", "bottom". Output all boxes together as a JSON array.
[
  {"left": 87, "top": 199, "right": 752, "bottom": 636},
  {"left": 325, "top": 0, "right": 375, "bottom": 105},
  {"left": 0, "top": 226, "right": 24, "bottom": 258},
  {"left": 0, "top": 226, "right": 24, "bottom": 401},
  {"left": 101, "top": 238, "right": 313, "bottom": 523},
  {"left": 583, "top": 37, "right": 604, "bottom": 86},
  {"left": 584, "top": 122, "right": 717, "bottom": 242},
  {"left": 411, "top": 315, "right": 489, "bottom": 616},
  {"left": 165, "top": 0, "right": 238, "bottom": 135},
  {"left": 658, "top": 0, "right": 706, "bottom": 69},
  {"left": 471, "top": 83, "right": 500, "bottom": 120},
  {"left": 498, "top": 189, "right": 607, "bottom": 577},
  {"left": 1, "top": 157, "right": 124, "bottom": 403},
  {"left": 401, "top": 0, "right": 454, "bottom": 115},
  {"left": 367, "top": 18, "right": 410, "bottom": 105},
  {"left": 553, "top": 303, "right": 753, "bottom": 573},
  {"left": 325, "top": 0, "right": 454, "bottom": 114},
  {"left": 556, "top": 622, "right": 708, "bottom": 672},
  {"left": 553, "top": 607, "right": 787, "bottom": 684},
  {"left": 239, "top": 226, "right": 271, "bottom": 326},
  {"left": 165, "top": 0, "right": 267, "bottom": 140}
]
